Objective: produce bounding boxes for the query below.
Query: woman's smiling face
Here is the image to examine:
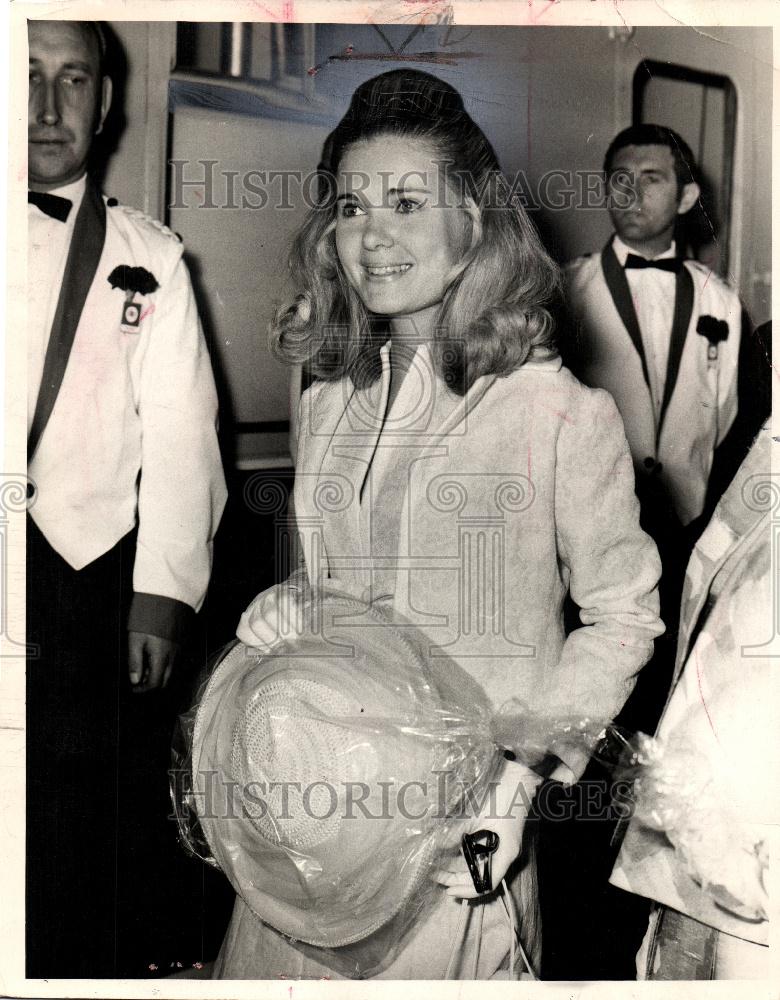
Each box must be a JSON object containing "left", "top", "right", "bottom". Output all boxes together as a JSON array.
[{"left": 334, "top": 134, "right": 468, "bottom": 319}]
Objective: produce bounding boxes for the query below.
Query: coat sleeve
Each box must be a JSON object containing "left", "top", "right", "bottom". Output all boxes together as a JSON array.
[
  {"left": 547, "top": 386, "right": 664, "bottom": 781},
  {"left": 131, "top": 240, "right": 227, "bottom": 622}
]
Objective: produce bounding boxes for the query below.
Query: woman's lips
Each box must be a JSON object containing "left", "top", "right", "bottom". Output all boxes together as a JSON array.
[{"left": 363, "top": 263, "right": 413, "bottom": 279}]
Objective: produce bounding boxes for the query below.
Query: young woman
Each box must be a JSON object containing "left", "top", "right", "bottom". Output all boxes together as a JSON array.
[{"left": 215, "top": 69, "right": 663, "bottom": 980}]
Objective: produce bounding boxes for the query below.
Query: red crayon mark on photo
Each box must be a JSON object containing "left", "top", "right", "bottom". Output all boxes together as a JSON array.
[
  {"left": 530, "top": 0, "right": 560, "bottom": 23},
  {"left": 695, "top": 648, "right": 719, "bottom": 743},
  {"left": 140, "top": 303, "right": 156, "bottom": 322},
  {"left": 250, "top": 0, "right": 284, "bottom": 18}
]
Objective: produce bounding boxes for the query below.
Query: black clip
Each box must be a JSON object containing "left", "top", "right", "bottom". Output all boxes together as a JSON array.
[{"left": 461, "top": 829, "right": 500, "bottom": 894}]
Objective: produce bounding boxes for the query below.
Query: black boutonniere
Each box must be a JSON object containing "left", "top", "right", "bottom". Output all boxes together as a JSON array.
[
  {"left": 696, "top": 315, "right": 729, "bottom": 364},
  {"left": 108, "top": 265, "right": 159, "bottom": 333}
]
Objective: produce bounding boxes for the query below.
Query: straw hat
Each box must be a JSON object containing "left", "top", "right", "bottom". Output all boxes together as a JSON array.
[{"left": 192, "top": 590, "right": 494, "bottom": 949}]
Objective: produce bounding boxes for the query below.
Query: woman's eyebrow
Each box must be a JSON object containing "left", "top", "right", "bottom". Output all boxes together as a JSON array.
[{"left": 387, "top": 186, "right": 431, "bottom": 196}]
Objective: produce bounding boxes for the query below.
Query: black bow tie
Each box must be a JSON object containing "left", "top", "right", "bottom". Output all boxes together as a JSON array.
[
  {"left": 624, "top": 253, "right": 683, "bottom": 274},
  {"left": 28, "top": 190, "right": 72, "bottom": 222}
]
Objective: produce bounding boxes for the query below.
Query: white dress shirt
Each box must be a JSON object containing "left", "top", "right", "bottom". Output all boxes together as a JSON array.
[
  {"left": 27, "top": 174, "right": 86, "bottom": 432},
  {"left": 611, "top": 234, "right": 678, "bottom": 421}
]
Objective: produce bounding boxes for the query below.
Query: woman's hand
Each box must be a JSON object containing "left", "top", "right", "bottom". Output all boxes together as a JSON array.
[
  {"left": 236, "top": 572, "right": 373, "bottom": 652},
  {"left": 433, "top": 759, "right": 542, "bottom": 899},
  {"left": 236, "top": 571, "right": 311, "bottom": 652}
]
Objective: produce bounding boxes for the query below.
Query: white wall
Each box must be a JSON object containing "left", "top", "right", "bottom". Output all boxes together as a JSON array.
[
  {"left": 101, "top": 21, "right": 173, "bottom": 220},
  {"left": 168, "top": 109, "right": 332, "bottom": 431}
]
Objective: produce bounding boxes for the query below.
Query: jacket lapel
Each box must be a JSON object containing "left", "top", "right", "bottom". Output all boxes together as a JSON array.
[
  {"left": 600, "top": 238, "right": 651, "bottom": 390},
  {"left": 294, "top": 378, "right": 367, "bottom": 585},
  {"left": 656, "top": 264, "right": 694, "bottom": 442},
  {"left": 28, "top": 177, "right": 106, "bottom": 460}
]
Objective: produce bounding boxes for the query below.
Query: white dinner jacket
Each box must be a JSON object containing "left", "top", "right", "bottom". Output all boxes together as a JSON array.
[
  {"left": 28, "top": 186, "right": 226, "bottom": 612},
  {"left": 565, "top": 244, "right": 742, "bottom": 525}
]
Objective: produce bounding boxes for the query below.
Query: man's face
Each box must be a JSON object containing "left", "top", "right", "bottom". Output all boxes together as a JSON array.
[
  {"left": 28, "top": 21, "right": 112, "bottom": 191},
  {"left": 606, "top": 143, "right": 699, "bottom": 254}
]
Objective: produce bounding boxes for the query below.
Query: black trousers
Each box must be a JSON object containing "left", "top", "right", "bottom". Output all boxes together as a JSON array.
[{"left": 25, "top": 517, "right": 222, "bottom": 978}]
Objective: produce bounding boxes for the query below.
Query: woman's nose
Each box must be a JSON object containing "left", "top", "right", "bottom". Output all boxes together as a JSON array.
[{"left": 361, "top": 211, "right": 395, "bottom": 250}]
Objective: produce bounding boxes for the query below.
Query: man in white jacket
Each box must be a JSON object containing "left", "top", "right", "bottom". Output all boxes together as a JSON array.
[
  {"left": 26, "top": 20, "right": 227, "bottom": 976},
  {"left": 564, "top": 124, "right": 744, "bottom": 731}
]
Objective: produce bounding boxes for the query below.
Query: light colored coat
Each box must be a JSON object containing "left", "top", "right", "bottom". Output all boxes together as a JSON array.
[
  {"left": 28, "top": 199, "right": 226, "bottom": 612},
  {"left": 565, "top": 250, "right": 741, "bottom": 526},
  {"left": 294, "top": 343, "right": 663, "bottom": 781},
  {"left": 215, "top": 343, "right": 664, "bottom": 980}
]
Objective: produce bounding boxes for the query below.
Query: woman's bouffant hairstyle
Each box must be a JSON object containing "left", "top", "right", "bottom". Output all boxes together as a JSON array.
[{"left": 271, "top": 69, "right": 560, "bottom": 393}]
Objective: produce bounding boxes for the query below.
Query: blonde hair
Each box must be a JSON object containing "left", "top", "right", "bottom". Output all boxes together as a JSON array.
[{"left": 271, "top": 70, "right": 559, "bottom": 394}]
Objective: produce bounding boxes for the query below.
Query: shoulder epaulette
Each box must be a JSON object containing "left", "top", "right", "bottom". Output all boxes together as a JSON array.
[{"left": 107, "top": 200, "right": 182, "bottom": 242}]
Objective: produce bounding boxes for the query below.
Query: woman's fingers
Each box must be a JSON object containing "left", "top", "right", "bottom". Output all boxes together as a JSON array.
[
  {"left": 433, "top": 864, "right": 484, "bottom": 900},
  {"left": 434, "top": 815, "right": 526, "bottom": 900},
  {"left": 236, "top": 583, "right": 308, "bottom": 650}
]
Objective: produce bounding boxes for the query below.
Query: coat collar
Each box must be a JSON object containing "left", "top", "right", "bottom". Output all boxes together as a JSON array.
[
  {"left": 302, "top": 342, "right": 503, "bottom": 499},
  {"left": 295, "top": 342, "right": 504, "bottom": 584}
]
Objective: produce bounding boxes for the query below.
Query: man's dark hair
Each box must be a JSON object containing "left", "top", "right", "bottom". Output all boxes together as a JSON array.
[
  {"left": 80, "top": 21, "right": 108, "bottom": 77},
  {"left": 603, "top": 123, "right": 698, "bottom": 194}
]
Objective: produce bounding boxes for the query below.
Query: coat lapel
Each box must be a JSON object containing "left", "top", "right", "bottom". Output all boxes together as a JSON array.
[
  {"left": 294, "top": 373, "right": 384, "bottom": 587},
  {"left": 601, "top": 238, "right": 694, "bottom": 445},
  {"left": 656, "top": 264, "right": 694, "bottom": 441},
  {"left": 295, "top": 348, "right": 500, "bottom": 590},
  {"left": 600, "top": 238, "right": 651, "bottom": 391},
  {"left": 28, "top": 177, "right": 106, "bottom": 460}
]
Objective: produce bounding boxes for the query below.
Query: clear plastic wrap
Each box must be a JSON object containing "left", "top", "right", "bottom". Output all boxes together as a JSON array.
[
  {"left": 611, "top": 731, "right": 769, "bottom": 921},
  {"left": 173, "top": 582, "right": 510, "bottom": 977},
  {"left": 170, "top": 580, "right": 767, "bottom": 977}
]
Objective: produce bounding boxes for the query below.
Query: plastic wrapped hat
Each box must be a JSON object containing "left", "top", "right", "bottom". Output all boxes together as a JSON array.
[{"left": 190, "top": 588, "right": 496, "bottom": 951}]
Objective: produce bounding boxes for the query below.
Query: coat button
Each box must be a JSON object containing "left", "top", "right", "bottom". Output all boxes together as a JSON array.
[
  {"left": 27, "top": 482, "right": 35, "bottom": 500},
  {"left": 643, "top": 457, "right": 655, "bottom": 470}
]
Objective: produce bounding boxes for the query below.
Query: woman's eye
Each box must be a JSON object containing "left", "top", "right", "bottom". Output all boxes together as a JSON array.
[
  {"left": 396, "top": 198, "right": 425, "bottom": 214},
  {"left": 339, "top": 202, "right": 364, "bottom": 218}
]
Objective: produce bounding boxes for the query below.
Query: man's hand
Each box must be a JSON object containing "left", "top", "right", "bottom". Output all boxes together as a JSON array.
[{"left": 128, "top": 631, "right": 180, "bottom": 692}]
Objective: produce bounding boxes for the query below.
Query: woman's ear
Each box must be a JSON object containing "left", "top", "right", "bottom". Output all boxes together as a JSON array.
[
  {"left": 440, "top": 195, "right": 481, "bottom": 289},
  {"left": 463, "top": 194, "right": 483, "bottom": 252},
  {"left": 677, "top": 180, "right": 701, "bottom": 216}
]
